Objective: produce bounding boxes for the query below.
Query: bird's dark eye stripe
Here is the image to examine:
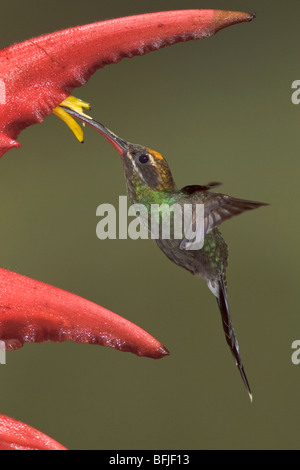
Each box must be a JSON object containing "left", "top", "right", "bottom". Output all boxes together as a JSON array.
[{"left": 139, "top": 154, "right": 149, "bottom": 164}]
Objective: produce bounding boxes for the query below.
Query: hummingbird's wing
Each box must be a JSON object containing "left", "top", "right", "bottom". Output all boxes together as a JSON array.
[
  {"left": 215, "top": 275, "right": 252, "bottom": 401},
  {"left": 180, "top": 193, "right": 267, "bottom": 249},
  {"left": 203, "top": 194, "right": 268, "bottom": 234},
  {"left": 181, "top": 182, "right": 222, "bottom": 193}
]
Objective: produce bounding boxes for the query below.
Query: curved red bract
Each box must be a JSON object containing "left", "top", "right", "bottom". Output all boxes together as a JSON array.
[
  {"left": 0, "top": 268, "right": 169, "bottom": 359},
  {"left": 0, "top": 414, "right": 67, "bottom": 450},
  {"left": 0, "top": 10, "right": 254, "bottom": 157}
]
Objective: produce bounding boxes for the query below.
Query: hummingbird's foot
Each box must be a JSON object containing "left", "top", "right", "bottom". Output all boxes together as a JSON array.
[{"left": 52, "top": 96, "right": 92, "bottom": 143}]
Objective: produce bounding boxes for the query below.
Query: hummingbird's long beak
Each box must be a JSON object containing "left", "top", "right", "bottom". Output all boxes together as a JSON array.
[{"left": 60, "top": 106, "right": 128, "bottom": 155}]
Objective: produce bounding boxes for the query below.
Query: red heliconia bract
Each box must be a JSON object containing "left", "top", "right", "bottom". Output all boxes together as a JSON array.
[
  {"left": 0, "top": 414, "right": 67, "bottom": 450},
  {"left": 0, "top": 10, "right": 254, "bottom": 157},
  {"left": 0, "top": 268, "right": 169, "bottom": 359}
]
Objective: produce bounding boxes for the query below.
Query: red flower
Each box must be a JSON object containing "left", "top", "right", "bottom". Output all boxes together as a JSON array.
[
  {"left": 0, "top": 414, "right": 67, "bottom": 450},
  {"left": 0, "top": 268, "right": 168, "bottom": 359},
  {"left": 0, "top": 10, "right": 254, "bottom": 156}
]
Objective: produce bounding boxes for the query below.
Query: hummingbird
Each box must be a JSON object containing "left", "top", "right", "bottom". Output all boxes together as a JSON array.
[{"left": 63, "top": 107, "right": 267, "bottom": 401}]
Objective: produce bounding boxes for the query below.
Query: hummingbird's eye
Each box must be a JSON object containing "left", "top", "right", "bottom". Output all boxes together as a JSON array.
[{"left": 138, "top": 154, "right": 149, "bottom": 164}]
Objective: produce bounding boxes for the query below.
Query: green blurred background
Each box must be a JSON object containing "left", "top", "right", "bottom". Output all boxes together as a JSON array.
[{"left": 0, "top": 0, "right": 299, "bottom": 450}]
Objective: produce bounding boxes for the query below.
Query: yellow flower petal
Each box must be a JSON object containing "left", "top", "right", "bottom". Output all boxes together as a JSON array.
[
  {"left": 52, "top": 106, "right": 84, "bottom": 143},
  {"left": 59, "top": 96, "right": 91, "bottom": 117},
  {"left": 52, "top": 96, "right": 92, "bottom": 142}
]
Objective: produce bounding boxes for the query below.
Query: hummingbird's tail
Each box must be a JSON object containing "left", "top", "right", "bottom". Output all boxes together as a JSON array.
[{"left": 216, "top": 276, "right": 252, "bottom": 402}]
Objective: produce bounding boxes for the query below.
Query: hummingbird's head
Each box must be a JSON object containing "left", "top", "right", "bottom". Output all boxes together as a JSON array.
[
  {"left": 61, "top": 107, "right": 175, "bottom": 193},
  {"left": 117, "top": 144, "right": 176, "bottom": 192}
]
